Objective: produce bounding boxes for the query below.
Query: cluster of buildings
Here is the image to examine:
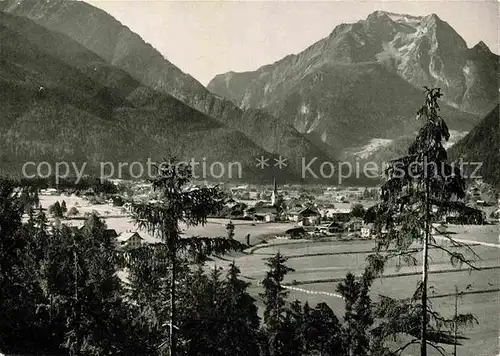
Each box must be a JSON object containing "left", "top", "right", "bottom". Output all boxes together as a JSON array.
[{"left": 226, "top": 180, "right": 377, "bottom": 239}]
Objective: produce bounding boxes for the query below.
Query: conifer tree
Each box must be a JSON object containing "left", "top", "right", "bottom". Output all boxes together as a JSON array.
[
  {"left": 124, "top": 243, "right": 173, "bottom": 355},
  {"left": 308, "top": 302, "right": 343, "bottom": 356},
  {"left": 219, "top": 261, "right": 260, "bottom": 356},
  {"left": 260, "top": 252, "right": 294, "bottom": 356},
  {"left": 131, "top": 157, "right": 245, "bottom": 356},
  {"left": 352, "top": 272, "right": 374, "bottom": 355},
  {"left": 178, "top": 264, "right": 223, "bottom": 356},
  {"left": 367, "top": 88, "right": 478, "bottom": 355},
  {"left": 337, "top": 271, "right": 374, "bottom": 356},
  {"left": 49, "top": 201, "right": 64, "bottom": 218},
  {"left": 0, "top": 179, "right": 50, "bottom": 354},
  {"left": 285, "top": 300, "right": 306, "bottom": 356},
  {"left": 40, "top": 214, "right": 127, "bottom": 355}
]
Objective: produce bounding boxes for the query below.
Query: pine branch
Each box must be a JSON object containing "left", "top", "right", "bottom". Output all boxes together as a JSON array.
[
  {"left": 427, "top": 243, "right": 478, "bottom": 271},
  {"left": 430, "top": 230, "right": 481, "bottom": 261},
  {"left": 177, "top": 235, "right": 246, "bottom": 256},
  {"left": 427, "top": 342, "right": 447, "bottom": 356}
]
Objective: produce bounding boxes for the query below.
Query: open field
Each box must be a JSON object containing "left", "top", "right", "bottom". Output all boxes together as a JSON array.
[
  {"left": 216, "top": 225, "right": 500, "bottom": 356},
  {"left": 39, "top": 194, "right": 499, "bottom": 355},
  {"left": 38, "top": 194, "right": 123, "bottom": 216},
  {"left": 446, "top": 224, "right": 499, "bottom": 245},
  {"left": 179, "top": 220, "right": 293, "bottom": 244}
]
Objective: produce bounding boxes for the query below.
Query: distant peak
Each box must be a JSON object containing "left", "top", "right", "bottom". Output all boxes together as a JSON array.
[
  {"left": 473, "top": 41, "right": 491, "bottom": 53},
  {"left": 423, "top": 13, "right": 443, "bottom": 24},
  {"left": 365, "top": 11, "right": 423, "bottom": 25},
  {"left": 366, "top": 10, "right": 392, "bottom": 21}
]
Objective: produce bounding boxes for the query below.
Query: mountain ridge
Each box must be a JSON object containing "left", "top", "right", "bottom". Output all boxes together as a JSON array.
[
  {"left": 208, "top": 10, "right": 496, "bottom": 159},
  {"left": 0, "top": 11, "right": 306, "bottom": 183},
  {"left": 0, "top": 0, "right": 331, "bottom": 174},
  {"left": 209, "top": 10, "right": 498, "bottom": 115},
  {"left": 1, "top": 3, "right": 496, "bottom": 185}
]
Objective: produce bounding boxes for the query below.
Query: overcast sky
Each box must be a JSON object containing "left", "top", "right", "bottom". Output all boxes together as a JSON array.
[{"left": 86, "top": 0, "right": 499, "bottom": 85}]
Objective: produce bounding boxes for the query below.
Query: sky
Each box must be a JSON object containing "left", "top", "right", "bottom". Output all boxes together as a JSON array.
[{"left": 86, "top": 0, "right": 499, "bottom": 85}]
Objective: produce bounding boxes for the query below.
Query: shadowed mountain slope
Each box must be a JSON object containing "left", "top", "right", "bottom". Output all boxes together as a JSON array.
[
  {"left": 0, "top": 0, "right": 330, "bottom": 174},
  {"left": 0, "top": 12, "right": 302, "bottom": 182},
  {"left": 448, "top": 105, "right": 500, "bottom": 187}
]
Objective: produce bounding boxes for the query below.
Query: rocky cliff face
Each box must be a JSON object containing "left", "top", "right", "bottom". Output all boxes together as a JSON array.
[
  {"left": 208, "top": 11, "right": 496, "bottom": 157},
  {"left": 0, "top": 0, "right": 329, "bottom": 172},
  {"left": 210, "top": 11, "right": 498, "bottom": 114}
]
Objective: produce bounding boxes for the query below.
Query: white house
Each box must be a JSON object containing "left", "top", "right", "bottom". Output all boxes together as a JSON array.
[
  {"left": 244, "top": 206, "right": 277, "bottom": 222},
  {"left": 118, "top": 232, "right": 143, "bottom": 249},
  {"left": 295, "top": 207, "right": 321, "bottom": 226},
  {"left": 287, "top": 207, "right": 303, "bottom": 222},
  {"left": 41, "top": 188, "right": 58, "bottom": 196},
  {"left": 323, "top": 208, "right": 351, "bottom": 222}
]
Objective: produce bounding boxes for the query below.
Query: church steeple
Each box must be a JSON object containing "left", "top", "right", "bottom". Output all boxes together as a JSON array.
[{"left": 271, "top": 178, "right": 278, "bottom": 206}]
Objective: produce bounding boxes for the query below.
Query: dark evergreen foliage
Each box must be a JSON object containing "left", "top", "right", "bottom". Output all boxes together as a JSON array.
[
  {"left": 367, "top": 88, "right": 479, "bottom": 355},
  {"left": 130, "top": 156, "right": 246, "bottom": 356}
]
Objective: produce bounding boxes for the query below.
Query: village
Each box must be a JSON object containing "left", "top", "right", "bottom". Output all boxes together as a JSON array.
[{"left": 36, "top": 178, "right": 499, "bottom": 250}]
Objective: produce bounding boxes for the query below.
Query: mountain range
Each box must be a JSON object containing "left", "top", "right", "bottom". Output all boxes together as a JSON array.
[
  {"left": 0, "top": 1, "right": 498, "bottom": 184},
  {"left": 0, "top": 11, "right": 277, "bottom": 180},
  {"left": 208, "top": 11, "right": 497, "bottom": 157},
  {"left": 0, "top": 0, "right": 334, "bottom": 183}
]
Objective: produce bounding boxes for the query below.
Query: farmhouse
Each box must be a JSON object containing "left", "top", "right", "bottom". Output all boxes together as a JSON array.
[
  {"left": 285, "top": 227, "right": 306, "bottom": 239},
  {"left": 445, "top": 206, "right": 485, "bottom": 225},
  {"left": 345, "top": 217, "right": 363, "bottom": 232},
  {"left": 244, "top": 206, "right": 278, "bottom": 222},
  {"left": 224, "top": 197, "right": 237, "bottom": 208},
  {"left": 231, "top": 185, "right": 249, "bottom": 193},
  {"left": 104, "top": 229, "right": 119, "bottom": 239},
  {"left": 296, "top": 207, "right": 321, "bottom": 226},
  {"left": 492, "top": 208, "right": 500, "bottom": 220},
  {"left": 327, "top": 208, "right": 351, "bottom": 223},
  {"left": 41, "top": 188, "right": 58, "bottom": 196},
  {"left": 117, "top": 232, "right": 143, "bottom": 249},
  {"left": 286, "top": 207, "right": 303, "bottom": 222},
  {"left": 327, "top": 221, "right": 344, "bottom": 233}
]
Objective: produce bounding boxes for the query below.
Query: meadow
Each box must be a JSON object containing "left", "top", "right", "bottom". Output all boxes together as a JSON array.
[
  {"left": 38, "top": 194, "right": 499, "bottom": 355},
  {"left": 226, "top": 232, "right": 500, "bottom": 356}
]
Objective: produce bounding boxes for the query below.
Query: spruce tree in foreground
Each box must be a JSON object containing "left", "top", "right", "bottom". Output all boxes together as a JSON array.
[
  {"left": 219, "top": 261, "right": 260, "bottom": 356},
  {"left": 0, "top": 180, "right": 48, "bottom": 354},
  {"left": 261, "top": 252, "right": 346, "bottom": 356},
  {"left": 336, "top": 271, "right": 374, "bottom": 356},
  {"left": 368, "top": 88, "right": 478, "bottom": 356},
  {"left": 260, "top": 252, "right": 294, "bottom": 356},
  {"left": 131, "top": 157, "right": 245, "bottom": 356}
]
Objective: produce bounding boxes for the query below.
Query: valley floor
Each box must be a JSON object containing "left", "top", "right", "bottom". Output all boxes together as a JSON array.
[
  {"left": 212, "top": 225, "right": 500, "bottom": 356},
  {"left": 37, "top": 195, "right": 499, "bottom": 355}
]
